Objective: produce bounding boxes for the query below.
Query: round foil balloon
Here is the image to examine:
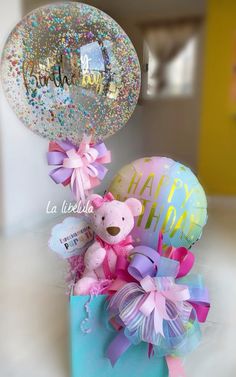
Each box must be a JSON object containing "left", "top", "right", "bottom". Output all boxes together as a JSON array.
[
  {"left": 109, "top": 157, "right": 207, "bottom": 249},
  {"left": 1, "top": 2, "right": 140, "bottom": 144}
]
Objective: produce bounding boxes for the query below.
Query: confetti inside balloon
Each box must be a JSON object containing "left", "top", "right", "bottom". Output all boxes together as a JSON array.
[
  {"left": 109, "top": 157, "right": 207, "bottom": 249},
  {"left": 1, "top": 2, "right": 140, "bottom": 144}
]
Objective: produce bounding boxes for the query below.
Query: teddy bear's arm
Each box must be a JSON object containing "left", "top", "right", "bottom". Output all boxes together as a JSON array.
[{"left": 84, "top": 241, "right": 106, "bottom": 271}]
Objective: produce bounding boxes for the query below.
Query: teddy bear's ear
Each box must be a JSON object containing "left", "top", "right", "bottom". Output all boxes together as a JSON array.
[
  {"left": 125, "top": 198, "right": 143, "bottom": 217},
  {"left": 89, "top": 194, "right": 103, "bottom": 201}
]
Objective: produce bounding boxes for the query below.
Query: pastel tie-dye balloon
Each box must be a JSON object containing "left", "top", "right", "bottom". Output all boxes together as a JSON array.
[
  {"left": 1, "top": 2, "right": 140, "bottom": 145},
  {"left": 108, "top": 157, "right": 207, "bottom": 249}
]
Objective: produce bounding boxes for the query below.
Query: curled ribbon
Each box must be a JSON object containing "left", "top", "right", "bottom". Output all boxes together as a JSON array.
[{"left": 47, "top": 136, "right": 111, "bottom": 203}]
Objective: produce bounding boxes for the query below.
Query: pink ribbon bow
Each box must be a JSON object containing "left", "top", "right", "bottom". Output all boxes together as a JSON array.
[
  {"left": 91, "top": 192, "right": 114, "bottom": 209},
  {"left": 47, "top": 136, "right": 111, "bottom": 203},
  {"left": 139, "top": 276, "right": 190, "bottom": 336},
  {"left": 96, "top": 234, "right": 133, "bottom": 280}
]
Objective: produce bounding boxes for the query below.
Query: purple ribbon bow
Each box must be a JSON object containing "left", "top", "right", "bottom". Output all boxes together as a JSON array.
[{"left": 47, "top": 136, "right": 111, "bottom": 203}]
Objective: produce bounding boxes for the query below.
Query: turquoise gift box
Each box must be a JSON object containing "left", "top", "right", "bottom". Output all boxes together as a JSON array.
[{"left": 70, "top": 294, "right": 168, "bottom": 377}]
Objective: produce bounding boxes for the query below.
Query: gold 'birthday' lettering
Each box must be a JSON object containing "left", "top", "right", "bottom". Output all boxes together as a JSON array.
[
  {"left": 167, "top": 178, "right": 183, "bottom": 203},
  {"left": 113, "top": 193, "right": 122, "bottom": 201},
  {"left": 117, "top": 168, "right": 199, "bottom": 242},
  {"left": 82, "top": 72, "right": 104, "bottom": 94},
  {"left": 139, "top": 173, "right": 155, "bottom": 196},
  {"left": 154, "top": 175, "right": 170, "bottom": 200},
  {"left": 169, "top": 211, "right": 188, "bottom": 238},
  {"left": 22, "top": 54, "right": 106, "bottom": 95},
  {"left": 181, "top": 184, "right": 195, "bottom": 208},
  {"left": 161, "top": 206, "right": 177, "bottom": 233},
  {"left": 128, "top": 172, "right": 143, "bottom": 194},
  {"left": 186, "top": 213, "right": 201, "bottom": 238},
  {"left": 145, "top": 203, "right": 164, "bottom": 231},
  {"left": 136, "top": 198, "right": 151, "bottom": 227}
]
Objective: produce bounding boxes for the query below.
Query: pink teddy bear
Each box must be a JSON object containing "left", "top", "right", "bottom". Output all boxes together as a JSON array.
[{"left": 74, "top": 192, "right": 142, "bottom": 295}]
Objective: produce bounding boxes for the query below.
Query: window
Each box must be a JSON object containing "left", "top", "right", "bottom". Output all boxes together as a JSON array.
[{"left": 145, "top": 36, "right": 197, "bottom": 98}]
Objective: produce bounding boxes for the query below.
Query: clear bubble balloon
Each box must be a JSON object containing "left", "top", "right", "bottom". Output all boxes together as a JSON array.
[
  {"left": 1, "top": 2, "right": 140, "bottom": 145},
  {"left": 109, "top": 157, "right": 207, "bottom": 249}
]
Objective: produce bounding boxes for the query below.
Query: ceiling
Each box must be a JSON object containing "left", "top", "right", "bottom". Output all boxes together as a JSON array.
[{"left": 22, "top": 0, "right": 206, "bottom": 20}]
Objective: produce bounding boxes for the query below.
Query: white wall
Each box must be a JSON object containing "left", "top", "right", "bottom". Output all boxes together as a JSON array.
[
  {"left": 0, "top": 0, "right": 23, "bottom": 233},
  {"left": 0, "top": 1, "right": 73, "bottom": 234}
]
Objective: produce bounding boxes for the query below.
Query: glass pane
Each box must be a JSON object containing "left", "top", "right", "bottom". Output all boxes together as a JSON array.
[{"left": 147, "top": 36, "right": 197, "bottom": 97}]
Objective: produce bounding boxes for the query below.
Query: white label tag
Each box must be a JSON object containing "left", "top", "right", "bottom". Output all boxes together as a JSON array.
[{"left": 48, "top": 217, "right": 93, "bottom": 258}]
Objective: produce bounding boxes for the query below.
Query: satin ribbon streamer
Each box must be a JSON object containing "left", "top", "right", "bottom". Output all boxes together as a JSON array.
[{"left": 47, "top": 136, "right": 111, "bottom": 203}]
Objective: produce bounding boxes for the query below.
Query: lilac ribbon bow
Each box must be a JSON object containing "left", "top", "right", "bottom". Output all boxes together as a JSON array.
[{"left": 47, "top": 136, "right": 111, "bottom": 203}]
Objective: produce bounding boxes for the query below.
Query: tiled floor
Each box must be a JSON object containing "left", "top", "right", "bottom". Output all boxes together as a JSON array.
[{"left": 0, "top": 198, "right": 236, "bottom": 377}]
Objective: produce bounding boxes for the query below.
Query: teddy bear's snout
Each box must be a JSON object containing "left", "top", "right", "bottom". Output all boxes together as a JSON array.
[{"left": 106, "top": 226, "right": 121, "bottom": 236}]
